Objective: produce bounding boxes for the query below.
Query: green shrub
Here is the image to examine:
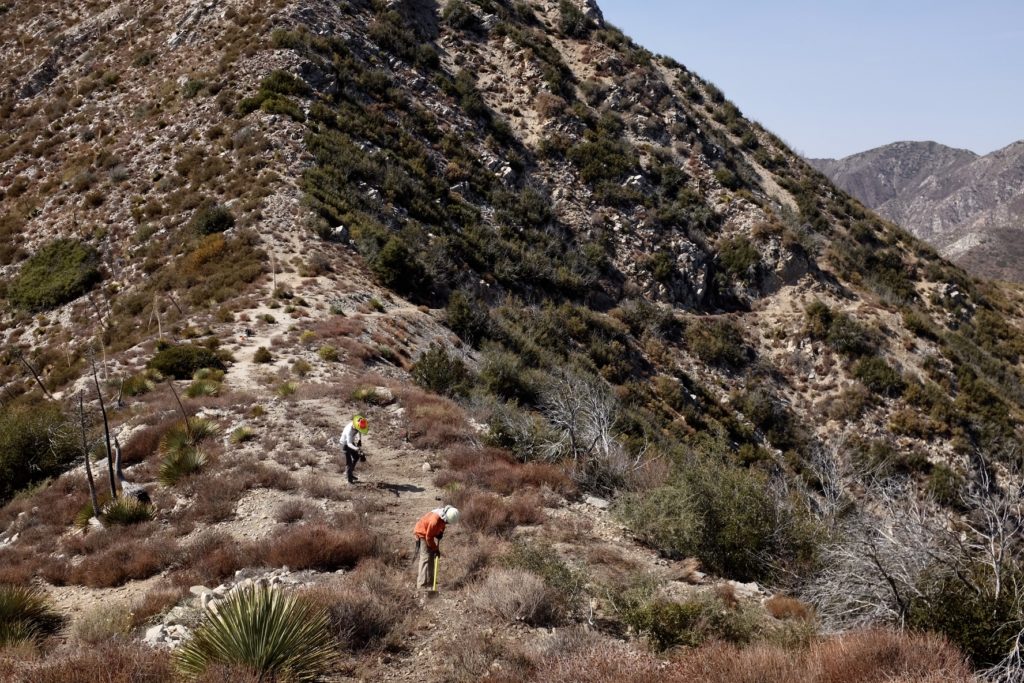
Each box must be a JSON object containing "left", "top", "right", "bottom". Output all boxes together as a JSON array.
[
  {"left": 8, "top": 239, "right": 101, "bottom": 311},
  {"left": 615, "top": 588, "right": 760, "bottom": 651},
  {"left": 618, "top": 460, "right": 819, "bottom": 582},
  {"left": 148, "top": 344, "right": 226, "bottom": 380},
  {"left": 0, "top": 402, "right": 79, "bottom": 504},
  {"left": 804, "top": 301, "right": 874, "bottom": 357},
  {"left": 0, "top": 584, "right": 63, "bottom": 647},
  {"left": 318, "top": 345, "right": 339, "bottom": 362},
  {"left": 122, "top": 372, "right": 155, "bottom": 397},
  {"left": 253, "top": 346, "right": 273, "bottom": 364},
  {"left": 176, "top": 584, "right": 336, "bottom": 681},
  {"left": 558, "top": 0, "right": 591, "bottom": 37},
  {"left": 411, "top": 345, "right": 472, "bottom": 398},
  {"left": 160, "top": 418, "right": 219, "bottom": 455},
  {"left": 853, "top": 357, "right": 906, "bottom": 397},
  {"left": 370, "top": 237, "right": 426, "bottom": 293},
  {"left": 446, "top": 290, "right": 490, "bottom": 346},
  {"left": 685, "top": 318, "right": 749, "bottom": 370},
  {"left": 504, "top": 541, "right": 585, "bottom": 619},
  {"left": 479, "top": 346, "right": 540, "bottom": 403},
  {"left": 717, "top": 236, "right": 760, "bottom": 284},
  {"left": 926, "top": 464, "right": 965, "bottom": 509},
  {"left": 909, "top": 568, "right": 1018, "bottom": 667},
  {"left": 442, "top": 0, "right": 481, "bottom": 30},
  {"left": 189, "top": 203, "right": 235, "bottom": 235}
]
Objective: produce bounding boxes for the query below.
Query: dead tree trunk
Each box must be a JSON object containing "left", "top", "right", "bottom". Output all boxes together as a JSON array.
[
  {"left": 90, "top": 352, "right": 117, "bottom": 499},
  {"left": 166, "top": 378, "right": 192, "bottom": 441},
  {"left": 14, "top": 350, "right": 55, "bottom": 401},
  {"left": 78, "top": 393, "right": 101, "bottom": 519}
]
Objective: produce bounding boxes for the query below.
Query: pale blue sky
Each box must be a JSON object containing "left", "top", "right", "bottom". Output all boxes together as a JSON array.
[{"left": 597, "top": 1, "right": 1024, "bottom": 159}]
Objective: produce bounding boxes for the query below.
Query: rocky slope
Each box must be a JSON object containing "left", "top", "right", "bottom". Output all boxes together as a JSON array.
[
  {"left": 810, "top": 141, "right": 1024, "bottom": 282},
  {"left": 1, "top": 0, "right": 1023, "bottom": 679}
]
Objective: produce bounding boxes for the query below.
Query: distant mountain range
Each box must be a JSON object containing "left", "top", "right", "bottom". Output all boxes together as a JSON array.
[{"left": 810, "top": 140, "right": 1024, "bottom": 282}]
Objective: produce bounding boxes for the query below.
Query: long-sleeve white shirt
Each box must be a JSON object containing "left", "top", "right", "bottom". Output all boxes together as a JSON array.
[{"left": 340, "top": 422, "right": 361, "bottom": 450}]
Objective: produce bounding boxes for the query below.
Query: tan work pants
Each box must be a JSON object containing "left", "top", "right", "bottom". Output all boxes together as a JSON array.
[{"left": 417, "top": 539, "right": 436, "bottom": 589}]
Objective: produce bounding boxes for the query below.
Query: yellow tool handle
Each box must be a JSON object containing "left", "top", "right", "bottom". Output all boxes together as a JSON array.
[{"left": 432, "top": 555, "right": 439, "bottom": 592}]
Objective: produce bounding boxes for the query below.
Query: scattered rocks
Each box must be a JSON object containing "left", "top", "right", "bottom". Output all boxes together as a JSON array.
[{"left": 584, "top": 495, "right": 611, "bottom": 510}]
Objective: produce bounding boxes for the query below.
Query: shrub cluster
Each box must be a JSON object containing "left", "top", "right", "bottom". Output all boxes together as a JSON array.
[
  {"left": 147, "top": 344, "right": 226, "bottom": 380},
  {"left": 0, "top": 401, "right": 78, "bottom": 504},
  {"left": 411, "top": 344, "right": 472, "bottom": 398},
  {"left": 8, "top": 239, "right": 101, "bottom": 311}
]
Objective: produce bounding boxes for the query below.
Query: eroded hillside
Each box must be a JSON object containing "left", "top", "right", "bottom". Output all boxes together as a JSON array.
[{"left": 2, "top": 0, "right": 1024, "bottom": 680}]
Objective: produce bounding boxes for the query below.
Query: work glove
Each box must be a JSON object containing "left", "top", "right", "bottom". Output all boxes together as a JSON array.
[{"left": 359, "top": 449, "right": 367, "bottom": 462}]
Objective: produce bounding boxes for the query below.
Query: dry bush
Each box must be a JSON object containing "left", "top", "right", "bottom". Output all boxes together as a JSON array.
[
  {"left": 65, "top": 535, "right": 179, "bottom": 588},
  {"left": 183, "top": 473, "right": 246, "bottom": 523},
  {"left": 765, "top": 594, "right": 814, "bottom": 621},
  {"left": 452, "top": 488, "right": 544, "bottom": 536},
  {"left": 399, "top": 388, "right": 475, "bottom": 449},
  {"left": 437, "top": 446, "right": 575, "bottom": 497},
  {"left": 130, "top": 583, "right": 187, "bottom": 627},
  {"left": 259, "top": 522, "right": 378, "bottom": 571},
  {"left": 444, "top": 532, "right": 498, "bottom": 589},
  {"left": 172, "top": 531, "right": 259, "bottom": 587},
  {"left": 530, "top": 639, "right": 659, "bottom": 682},
  {"left": 70, "top": 602, "right": 133, "bottom": 644},
  {"left": 440, "top": 629, "right": 540, "bottom": 683},
  {"left": 301, "top": 559, "right": 415, "bottom": 652},
  {"left": 313, "top": 315, "right": 365, "bottom": 339},
  {"left": 274, "top": 500, "right": 312, "bottom": 523},
  {"left": 191, "top": 664, "right": 264, "bottom": 682},
  {"left": 0, "top": 547, "right": 37, "bottom": 584},
  {"left": 121, "top": 419, "right": 176, "bottom": 464},
  {"left": 672, "top": 629, "right": 972, "bottom": 683},
  {"left": 471, "top": 569, "right": 563, "bottom": 626},
  {"left": 0, "top": 641, "right": 175, "bottom": 682},
  {"left": 303, "top": 473, "right": 349, "bottom": 501}
]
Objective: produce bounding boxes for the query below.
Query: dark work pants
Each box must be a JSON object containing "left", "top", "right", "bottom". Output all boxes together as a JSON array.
[{"left": 344, "top": 445, "right": 360, "bottom": 482}]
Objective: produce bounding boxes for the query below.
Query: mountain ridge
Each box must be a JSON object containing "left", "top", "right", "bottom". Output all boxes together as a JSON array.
[{"left": 810, "top": 139, "right": 1024, "bottom": 282}]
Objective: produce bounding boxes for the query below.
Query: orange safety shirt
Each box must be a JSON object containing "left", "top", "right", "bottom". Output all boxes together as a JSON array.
[{"left": 413, "top": 511, "right": 447, "bottom": 551}]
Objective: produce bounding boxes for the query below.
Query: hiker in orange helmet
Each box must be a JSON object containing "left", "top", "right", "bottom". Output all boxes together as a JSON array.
[
  {"left": 340, "top": 415, "right": 368, "bottom": 484},
  {"left": 413, "top": 505, "right": 460, "bottom": 590}
]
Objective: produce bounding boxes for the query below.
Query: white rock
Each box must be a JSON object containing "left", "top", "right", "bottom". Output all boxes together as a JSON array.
[
  {"left": 422, "top": 462, "right": 432, "bottom": 472},
  {"left": 584, "top": 496, "right": 611, "bottom": 510},
  {"left": 189, "top": 585, "right": 208, "bottom": 597}
]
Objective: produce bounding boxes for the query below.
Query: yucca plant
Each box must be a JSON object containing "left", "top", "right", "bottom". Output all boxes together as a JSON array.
[
  {"left": 229, "top": 426, "right": 256, "bottom": 445},
  {"left": 74, "top": 492, "right": 113, "bottom": 529},
  {"left": 176, "top": 585, "right": 336, "bottom": 681},
  {"left": 276, "top": 381, "right": 298, "bottom": 398},
  {"left": 193, "top": 368, "right": 225, "bottom": 382},
  {"left": 102, "top": 496, "right": 155, "bottom": 525},
  {"left": 160, "top": 418, "right": 219, "bottom": 455},
  {"left": 0, "top": 585, "right": 64, "bottom": 647},
  {"left": 159, "top": 447, "right": 208, "bottom": 486},
  {"left": 186, "top": 379, "right": 220, "bottom": 398}
]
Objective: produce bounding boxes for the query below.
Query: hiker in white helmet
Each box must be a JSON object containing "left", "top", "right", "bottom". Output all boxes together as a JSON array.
[
  {"left": 413, "top": 505, "right": 460, "bottom": 590},
  {"left": 340, "top": 415, "right": 369, "bottom": 484}
]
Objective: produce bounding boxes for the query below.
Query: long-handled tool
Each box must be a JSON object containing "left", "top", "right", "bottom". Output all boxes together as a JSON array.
[{"left": 432, "top": 545, "right": 440, "bottom": 592}]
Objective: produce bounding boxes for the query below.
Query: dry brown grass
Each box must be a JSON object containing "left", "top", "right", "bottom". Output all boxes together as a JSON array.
[
  {"left": 313, "top": 315, "right": 365, "bottom": 339},
  {"left": 471, "top": 568, "right": 563, "bottom": 626},
  {"left": 765, "top": 594, "right": 814, "bottom": 621},
  {"left": 301, "top": 559, "right": 415, "bottom": 652},
  {"left": 120, "top": 419, "right": 176, "bottom": 465},
  {"left": 170, "top": 531, "right": 259, "bottom": 587},
  {"left": 0, "top": 641, "right": 176, "bottom": 682},
  {"left": 398, "top": 387, "right": 475, "bottom": 449},
  {"left": 61, "top": 533, "right": 180, "bottom": 588},
  {"left": 436, "top": 446, "right": 576, "bottom": 497},
  {"left": 259, "top": 521, "right": 378, "bottom": 571},
  {"left": 130, "top": 583, "right": 187, "bottom": 627},
  {"left": 452, "top": 488, "right": 545, "bottom": 536},
  {"left": 672, "top": 629, "right": 972, "bottom": 683},
  {"left": 274, "top": 499, "right": 313, "bottom": 523},
  {"left": 302, "top": 473, "right": 350, "bottom": 501}
]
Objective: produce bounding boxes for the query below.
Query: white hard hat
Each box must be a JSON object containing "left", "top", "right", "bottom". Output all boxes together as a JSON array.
[{"left": 442, "top": 506, "right": 460, "bottom": 525}]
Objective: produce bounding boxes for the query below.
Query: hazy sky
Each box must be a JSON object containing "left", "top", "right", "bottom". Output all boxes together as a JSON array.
[{"left": 597, "top": 1, "right": 1024, "bottom": 159}]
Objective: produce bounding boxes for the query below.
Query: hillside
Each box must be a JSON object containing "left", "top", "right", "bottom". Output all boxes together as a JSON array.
[
  {"left": 2, "top": 0, "right": 1024, "bottom": 681},
  {"left": 810, "top": 140, "right": 1024, "bottom": 282}
]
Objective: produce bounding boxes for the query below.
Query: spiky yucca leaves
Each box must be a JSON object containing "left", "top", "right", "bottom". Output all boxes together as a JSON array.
[
  {"left": 186, "top": 378, "right": 221, "bottom": 398},
  {"left": 158, "top": 417, "right": 217, "bottom": 486},
  {"left": 0, "top": 584, "right": 63, "bottom": 647},
  {"left": 229, "top": 426, "right": 256, "bottom": 444},
  {"left": 74, "top": 491, "right": 112, "bottom": 528},
  {"left": 159, "top": 447, "right": 208, "bottom": 486},
  {"left": 176, "top": 585, "right": 336, "bottom": 681},
  {"left": 160, "top": 418, "right": 219, "bottom": 454},
  {"left": 102, "top": 496, "right": 155, "bottom": 525}
]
